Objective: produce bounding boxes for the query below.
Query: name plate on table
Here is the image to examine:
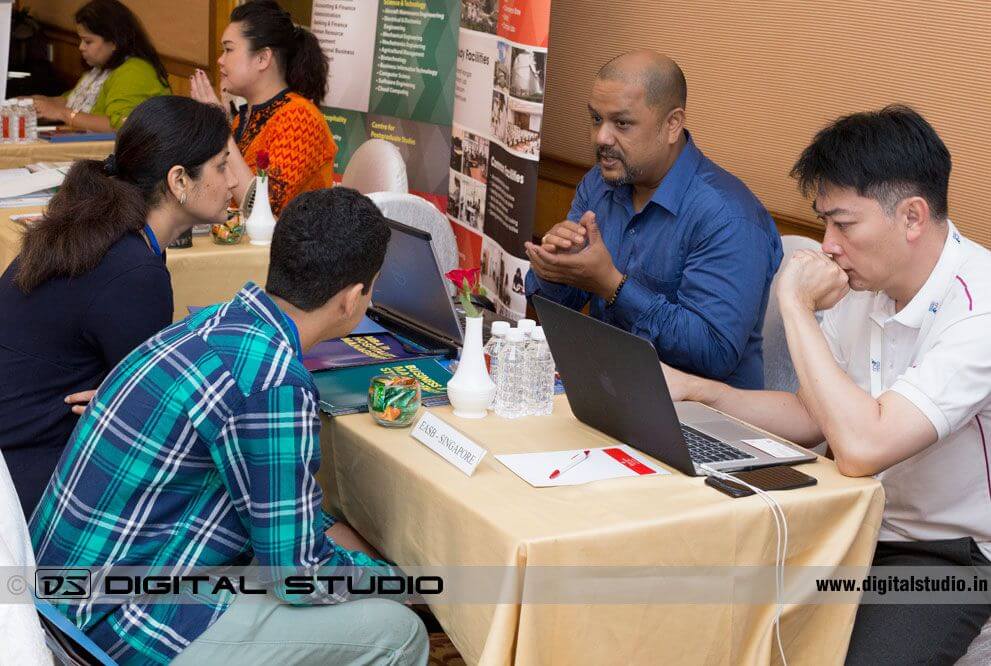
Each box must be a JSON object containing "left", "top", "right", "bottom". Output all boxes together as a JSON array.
[{"left": 411, "top": 412, "right": 487, "bottom": 476}]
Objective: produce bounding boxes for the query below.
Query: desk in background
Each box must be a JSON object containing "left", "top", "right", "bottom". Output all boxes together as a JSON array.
[
  {"left": 1, "top": 207, "right": 269, "bottom": 321},
  {"left": 0, "top": 140, "right": 114, "bottom": 169},
  {"left": 319, "top": 397, "right": 884, "bottom": 665}
]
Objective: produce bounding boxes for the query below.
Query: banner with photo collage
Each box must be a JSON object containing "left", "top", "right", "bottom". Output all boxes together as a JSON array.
[
  {"left": 449, "top": 0, "right": 550, "bottom": 319},
  {"left": 310, "top": 0, "right": 550, "bottom": 319}
]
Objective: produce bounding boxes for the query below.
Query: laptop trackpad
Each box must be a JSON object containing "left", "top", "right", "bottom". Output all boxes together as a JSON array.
[{"left": 692, "top": 420, "right": 759, "bottom": 445}]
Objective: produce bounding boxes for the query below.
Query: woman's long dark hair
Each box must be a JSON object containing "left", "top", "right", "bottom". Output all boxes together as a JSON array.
[
  {"left": 15, "top": 97, "right": 230, "bottom": 293},
  {"left": 230, "top": 0, "right": 328, "bottom": 103},
  {"left": 75, "top": 0, "right": 169, "bottom": 86}
]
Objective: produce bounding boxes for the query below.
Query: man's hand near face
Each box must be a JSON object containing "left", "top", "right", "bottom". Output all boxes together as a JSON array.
[
  {"left": 525, "top": 212, "right": 624, "bottom": 299},
  {"left": 776, "top": 250, "right": 851, "bottom": 313}
]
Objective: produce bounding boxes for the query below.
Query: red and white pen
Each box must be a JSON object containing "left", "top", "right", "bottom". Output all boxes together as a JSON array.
[{"left": 549, "top": 449, "right": 591, "bottom": 479}]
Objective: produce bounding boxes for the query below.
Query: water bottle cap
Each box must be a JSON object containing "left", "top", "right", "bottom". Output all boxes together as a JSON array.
[
  {"left": 490, "top": 321, "right": 510, "bottom": 336},
  {"left": 506, "top": 328, "right": 524, "bottom": 342},
  {"left": 531, "top": 326, "right": 546, "bottom": 341},
  {"left": 516, "top": 319, "right": 536, "bottom": 333}
]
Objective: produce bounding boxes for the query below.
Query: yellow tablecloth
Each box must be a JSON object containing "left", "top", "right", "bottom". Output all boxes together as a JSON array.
[
  {"left": 0, "top": 140, "right": 114, "bottom": 168},
  {"left": 1, "top": 206, "right": 269, "bottom": 321},
  {"left": 165, "top": 235, "right": 270, "bottom": 321},
  {"left": 320, "top": 398, "right": 884, "bottom": 666}
]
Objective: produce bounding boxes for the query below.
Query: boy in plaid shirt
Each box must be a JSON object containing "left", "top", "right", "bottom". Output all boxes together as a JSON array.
[{"left": 30, "top": 188, "right": 428, "bottom": 665}]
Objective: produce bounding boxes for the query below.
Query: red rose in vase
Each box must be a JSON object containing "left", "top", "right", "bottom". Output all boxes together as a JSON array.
[
  {"left": 445, "top": 267, "right": 485, "bottom": 317},
  {"left": 255, "top": 150, "right": 270, "bottom": 180}
]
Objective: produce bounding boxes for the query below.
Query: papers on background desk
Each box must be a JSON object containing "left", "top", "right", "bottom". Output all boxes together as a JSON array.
[
  {"left": 0, "top": 168, "right": 30, "bottom": 182},
  {"left": 38, "top": 129, "right": 116, "bottom": 143},
  {"left": 0, "top": 165, "right": 68, "bottom": 208},
  {"left": 497, "top": 445, "right": 668, "bottom": 487}
]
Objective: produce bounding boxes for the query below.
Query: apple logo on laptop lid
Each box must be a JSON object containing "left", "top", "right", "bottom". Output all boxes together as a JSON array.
[{"left": 600, "top": 373, "right": 617, "bottom": 397}]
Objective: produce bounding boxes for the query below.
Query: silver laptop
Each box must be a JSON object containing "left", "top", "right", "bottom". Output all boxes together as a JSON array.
[
  {"left": 371, "top": 219, "right": 463, "bottom": 350},
  {"left": 533, "top": 296, "right": 816, "bottom": 476}
]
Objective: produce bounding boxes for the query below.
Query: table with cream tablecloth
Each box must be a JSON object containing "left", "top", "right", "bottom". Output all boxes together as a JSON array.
[
  {"left": 318, "top": 397, "right": 885, "bottom": 666},
  {"left": 1, "top": 206, "right": 269, "bottom": 321},
  {"left": 0, "top": 140, "right": 114, "bottom": 169}
]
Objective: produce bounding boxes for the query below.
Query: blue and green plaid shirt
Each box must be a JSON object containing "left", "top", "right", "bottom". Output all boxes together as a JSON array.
[{"left": 30, "top": 283, "right": 382, "bottom": 664}]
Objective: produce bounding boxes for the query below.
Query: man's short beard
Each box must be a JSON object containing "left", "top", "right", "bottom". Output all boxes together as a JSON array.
[
  {"left": 597, "top": 149, "right": 641, "bottom": 187},
  {"left": 601, "top": 161, "right": 642, "bottom": 187}
]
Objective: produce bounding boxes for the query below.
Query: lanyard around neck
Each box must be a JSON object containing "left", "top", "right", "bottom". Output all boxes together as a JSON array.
[{"left": 143, "top": 224, "right": 162, "bottom": 256}]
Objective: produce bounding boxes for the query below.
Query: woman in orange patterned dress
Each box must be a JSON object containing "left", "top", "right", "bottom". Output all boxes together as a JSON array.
[{"left": 190, "top": 0, "right": 335, "bottom": 215}]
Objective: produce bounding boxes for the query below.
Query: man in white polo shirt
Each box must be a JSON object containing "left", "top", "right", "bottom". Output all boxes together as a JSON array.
[{"left": 663, "top": 105, "right": 991, "bottom": 664}]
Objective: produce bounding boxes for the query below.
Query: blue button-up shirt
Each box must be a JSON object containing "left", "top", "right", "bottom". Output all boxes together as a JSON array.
[{"left": 526, "top": 133, "right": 782, "bottom": 389}]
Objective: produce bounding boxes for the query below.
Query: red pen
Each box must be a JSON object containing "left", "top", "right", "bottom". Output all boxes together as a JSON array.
[{"left": 549, "top": 449, "right": 591, "bottom": 479}]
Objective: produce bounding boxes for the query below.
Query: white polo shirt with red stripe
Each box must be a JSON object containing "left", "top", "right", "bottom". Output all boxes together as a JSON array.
[{"left": 820, "top": 221, "right": 991, "bottom": 558}]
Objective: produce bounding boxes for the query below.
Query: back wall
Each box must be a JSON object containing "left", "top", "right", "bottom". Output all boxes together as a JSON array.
[{"left": 537, "top": 0, "right": 991, "bottom": 244}]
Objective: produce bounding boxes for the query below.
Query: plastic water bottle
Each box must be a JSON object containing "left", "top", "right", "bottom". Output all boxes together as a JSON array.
[
  {"left": 494, "top": 328, "right": 527, "bottom": 419},
  {"left": 20, "top": 99, "right": 37, "bottom": 141},
  {"left": 484, "top": 321, "right": 510, "bottom": 407},
  {"left": 9, "top": 101, "right": 23, "bottom": 143},
  {"left": 0, "top": 102, "right": 11, "bottom": 144},
  {"left": 525, "top": 327, "right": 555, "bottom": 416},
  {"left": 516, "top": 318, "right": 536, "bottom": 339}
]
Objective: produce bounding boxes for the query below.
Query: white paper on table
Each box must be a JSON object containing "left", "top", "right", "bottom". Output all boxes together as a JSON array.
[
  {"left": 0, "top": 168, "right": 30, "bottom": 182},
  {"left": 0, "top": 191, "right": 55, "bottom": 209},
  {"left": 0, "top": 169, "right": 65, "bottom": 198},
  {"left": 496, "top": 445, "right": 668, "bottom": 488}
]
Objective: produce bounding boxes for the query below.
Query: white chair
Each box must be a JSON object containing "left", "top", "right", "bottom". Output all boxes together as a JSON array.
[
  {"left": 368, "top": 192, "right": 459, "bottom": 279},
  {"left": 0, "top": 453, "right": 54, "bottom": 665},
  {"left": 762, "top": 234, "right": 822, "bottom": 393},
  {"left": 341, "top": 139, "right": 408, "bottom": 195}
]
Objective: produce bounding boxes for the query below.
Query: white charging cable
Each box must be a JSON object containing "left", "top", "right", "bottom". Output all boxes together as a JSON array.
[{"left": 701, "top": 464, "right": 789, "bottom": 666}]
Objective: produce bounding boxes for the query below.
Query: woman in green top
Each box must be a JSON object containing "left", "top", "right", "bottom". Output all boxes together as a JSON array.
[{"left": 32, "top": 0, "right": 170, "bottom": 131}]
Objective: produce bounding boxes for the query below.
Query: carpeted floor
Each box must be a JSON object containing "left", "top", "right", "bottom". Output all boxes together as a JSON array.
[
  {"left": 428, "top": 632, "right": 466, "bottom": 665},
  {"left": 413, "top": 604, "right": 465, "bottom": 665}
]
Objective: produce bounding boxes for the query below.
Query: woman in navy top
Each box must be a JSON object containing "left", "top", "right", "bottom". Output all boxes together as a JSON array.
[{"left": 0, "top": 96, "right": 237, "bottom": 518}]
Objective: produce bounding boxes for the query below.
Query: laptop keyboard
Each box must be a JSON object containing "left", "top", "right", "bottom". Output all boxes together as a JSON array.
[{"left": 681, "top": 425, "right": 756, "bottom": 464}]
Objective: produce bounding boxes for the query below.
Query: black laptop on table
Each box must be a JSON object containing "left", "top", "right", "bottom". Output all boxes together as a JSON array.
[
  {"left": 368, "top": 219, "right": 464, "bottom": 355},
  {"left": 532, "top": 296, "right": 816, "bottom": 477}
]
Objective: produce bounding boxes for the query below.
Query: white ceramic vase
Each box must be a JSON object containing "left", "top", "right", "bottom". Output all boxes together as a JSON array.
[
  {"left": 245, "top": 176, "right": 276, "bottom": 246},
  {"left": 446, "top": 316, "right": 496, "bottom": 418}
]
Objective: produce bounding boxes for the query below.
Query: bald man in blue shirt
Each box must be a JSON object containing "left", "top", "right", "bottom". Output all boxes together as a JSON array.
[{"left": 525, "top": 51, "right": 782, "bottom": 389}]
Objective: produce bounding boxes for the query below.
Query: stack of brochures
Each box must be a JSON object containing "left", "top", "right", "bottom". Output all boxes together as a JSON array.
[
  {"left": 39, "top": 129, "right": 116, "bottom": 143},
  {"left": 312, "top": 358, "right": 453, "bottom": 416},
  {"left": 187, "top": 305, "right": 451, "bottom": 416}
]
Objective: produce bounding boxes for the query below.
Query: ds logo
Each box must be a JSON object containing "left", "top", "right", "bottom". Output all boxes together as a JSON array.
[{"left": 35, "top": 569, "right": 91, "bottom": 599}]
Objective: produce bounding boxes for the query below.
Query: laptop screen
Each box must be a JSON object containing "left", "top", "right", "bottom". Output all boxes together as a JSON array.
[{"left": 371, "top": 219, "right": 463, "bottom": 345}]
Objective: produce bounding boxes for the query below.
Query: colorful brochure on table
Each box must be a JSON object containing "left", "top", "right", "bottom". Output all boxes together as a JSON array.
[
  {"left": 188, "top": 305, "right": 438, "bottom": 374},
  {"left": 313, "top": 357, "right": 453, "bottom": 416},
  {"left": 39, "top": 130, "right": 116, "bottom": 143},
  {"left": 300, "top": 333, "right": 428, "bottom": 371}
]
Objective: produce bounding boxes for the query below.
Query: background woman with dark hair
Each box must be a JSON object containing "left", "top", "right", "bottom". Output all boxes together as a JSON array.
[
  {"left": 31, "top": 0, "right": 170, "bottom": 131},
  {"left": 190, "top": 0, "right": 336, "bottom": 215},
  {"left": 0, "top": 96, "right": 235, "bottom": 518}
]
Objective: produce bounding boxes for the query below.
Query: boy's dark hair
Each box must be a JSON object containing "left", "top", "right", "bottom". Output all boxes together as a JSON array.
[
  {"left": 75, "top": 0, "right": 169, "bottom": 85},
  {"left": 266, "top": 188, "right": 391, "bottom": 311},
  {"left": 230, "top": 0, "right": 328, "bottom": 103},
  {"left": 791, "top": 105, "right": 951, "bottom": 220}
]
